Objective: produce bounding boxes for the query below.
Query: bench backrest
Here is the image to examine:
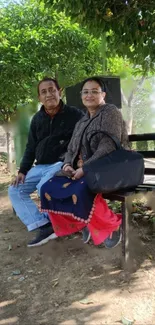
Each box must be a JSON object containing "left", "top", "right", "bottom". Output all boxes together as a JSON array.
[{"left": 129, "top": 133, "right": 155, "bottom": 175}]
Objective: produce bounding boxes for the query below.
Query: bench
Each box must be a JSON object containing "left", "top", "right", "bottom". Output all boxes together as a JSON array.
[{"left": 104, "top": 133, "right": 155, "bottom": 270}]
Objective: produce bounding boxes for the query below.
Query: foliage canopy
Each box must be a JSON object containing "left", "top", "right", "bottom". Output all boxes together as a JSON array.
[
  {"left": 0, "top": 0, "right": 103, "bottom": 122},
  {"left": 46, "top": 0, "right": 155, "bottom": 71}
]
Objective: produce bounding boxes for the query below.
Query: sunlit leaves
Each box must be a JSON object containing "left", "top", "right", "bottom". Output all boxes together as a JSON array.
[
  {"left": 45, "top": 0, "right": 155, "bottom": 71},
  {"left": 0, "top": 0, "right": 103, "bottom": 123}
]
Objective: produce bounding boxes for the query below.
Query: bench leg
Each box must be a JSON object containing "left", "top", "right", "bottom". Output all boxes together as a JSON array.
[{"left": 121, "top": 198, "right": 130, "bottom": 270}]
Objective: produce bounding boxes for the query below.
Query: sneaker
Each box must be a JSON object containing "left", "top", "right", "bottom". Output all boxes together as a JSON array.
[
  {"left": 27, "top": 224, "right": 57, "bottom": 248},
  {"left": 104, "top": 227, "right": 122, "bottom": 249},
  {"left": 82, "top": 227, "right": 91, "bottom": 244}
]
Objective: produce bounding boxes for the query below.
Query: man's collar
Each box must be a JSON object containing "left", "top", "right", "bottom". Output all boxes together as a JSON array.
[{"left": 40, "top": 100, "right": 64, "bottom": 115}]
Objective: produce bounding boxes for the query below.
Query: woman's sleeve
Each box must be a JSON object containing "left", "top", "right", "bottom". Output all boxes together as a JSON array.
[
  {"left": 121, "top": 120, "right": 130, "bottom": 150},
  {"left": 83, "top": 107, "right": 124, "bottom": 167},
  {"left": 63, "top": 122, "right": 80, "bottom": 166}
]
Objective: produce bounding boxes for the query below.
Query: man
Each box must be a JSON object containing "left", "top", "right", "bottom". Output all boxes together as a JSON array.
[{"left": 8, "top": 77, "right": 84, "bottom": 247}]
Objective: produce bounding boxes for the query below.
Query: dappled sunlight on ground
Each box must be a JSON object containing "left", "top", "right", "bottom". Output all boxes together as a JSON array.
[
  {"left": 1, "top": 171, "right": 155, "bottom": 324},
  {"left": 0, "top": 299, "right": 18, "bottom": 325}
]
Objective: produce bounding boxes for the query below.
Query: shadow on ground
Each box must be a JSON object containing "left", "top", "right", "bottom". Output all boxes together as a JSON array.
[{"left": 1, "top": 186, "right": 155, "bottom": 324}]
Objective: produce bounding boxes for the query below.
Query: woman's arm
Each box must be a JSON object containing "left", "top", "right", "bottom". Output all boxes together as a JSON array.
[{"left": 63, "top": 121, "right": 80, "bottom": 166}]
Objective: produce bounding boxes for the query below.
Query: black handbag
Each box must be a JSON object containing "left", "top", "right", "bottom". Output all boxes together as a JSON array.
[{"left": 83, "top": 131, "right": 144, "bottom": 193}]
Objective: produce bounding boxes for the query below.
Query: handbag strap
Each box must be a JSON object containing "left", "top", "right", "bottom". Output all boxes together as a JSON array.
[
  {"left": 78, "top": 104, "right": 110, "bottom": 149},
  {"left": 85, "top": 130, "right": 122, "bottom": 157},
  {"left": 77, "top": 105, "right": 122, "bottom": 157}
]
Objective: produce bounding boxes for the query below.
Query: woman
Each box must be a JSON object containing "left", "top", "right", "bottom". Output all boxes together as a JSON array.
[{"left": 40, "top": 77, "right": 129, "bottom": 248}]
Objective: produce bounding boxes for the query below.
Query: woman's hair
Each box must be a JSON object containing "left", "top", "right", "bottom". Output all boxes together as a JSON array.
[
  {"left": 81, "top": 77, "right": 106, "bottom": 92},
  {"left": 37, "top": 77, "right": 60, "bottom": 94}
]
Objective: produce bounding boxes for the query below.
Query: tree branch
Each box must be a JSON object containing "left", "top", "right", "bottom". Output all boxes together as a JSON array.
[
  {"left": 121, "top": 89, "right": 128, "bottom": 106},
  {"left": 128, "top": 76, "right": 145, "bottom": 107}
]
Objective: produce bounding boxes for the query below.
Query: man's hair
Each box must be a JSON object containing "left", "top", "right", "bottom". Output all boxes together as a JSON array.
[
  {"left": 37, "top": 77, "right": 60, "bottom": 95},
  {"left": 81, "top": 76, "right": 106, "bottom": 92}
]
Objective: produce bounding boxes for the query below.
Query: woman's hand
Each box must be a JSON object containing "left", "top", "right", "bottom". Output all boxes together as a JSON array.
[
  {"left": 63, "top": 164, "right": 75, "bottom": 173},
  {"left": 72, "top": 168, "right": 84, "bottom": 180}
]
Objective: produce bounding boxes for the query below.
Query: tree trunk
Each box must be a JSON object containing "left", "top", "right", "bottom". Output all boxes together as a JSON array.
[
  {"left": 4, "top": 126, "right": 16, "bottom": 174},
  {"left": 6, "top": 131, "right": 11, "bottom": 170},
  {"left": 121, "top": 76, "right": 145, "bottom": 134},
  {"left": 121, "top": 89, "right": 133, "bottom": 134},
  {"left": 126, "top": 109, "right": 133, "bottom": 134}
]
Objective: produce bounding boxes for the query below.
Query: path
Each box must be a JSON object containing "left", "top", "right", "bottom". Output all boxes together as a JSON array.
[{"left": 1, "top": 172, "right": 155, "bottom": 325}]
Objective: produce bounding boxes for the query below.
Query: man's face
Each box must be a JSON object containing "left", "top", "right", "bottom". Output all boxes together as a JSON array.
[{"left": 38, "top": 81, "right": 61, "bottom": 113}]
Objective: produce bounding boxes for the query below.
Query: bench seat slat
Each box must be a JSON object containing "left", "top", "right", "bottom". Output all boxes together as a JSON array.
[{"left": 139, "top": 152, "right": 155, "bottom": 158}]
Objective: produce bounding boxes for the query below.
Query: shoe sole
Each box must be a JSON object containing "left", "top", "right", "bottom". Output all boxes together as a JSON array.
[
  {"left": 27, "top": 233, "right": 58, "bottom": 248},
  {"left": 105, "top": 232, "right": 122, "bottom": 249},
  {"left": 83, "top": 232, "right": 91, "bottom": 244}
]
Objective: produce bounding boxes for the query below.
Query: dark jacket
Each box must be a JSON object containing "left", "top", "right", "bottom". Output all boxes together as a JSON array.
[
  {"left": 19, "top": 101, "right": 84, "bottom": 175},
  {"left": 64, "top": 103, "right": 129, "bottom": 168}
]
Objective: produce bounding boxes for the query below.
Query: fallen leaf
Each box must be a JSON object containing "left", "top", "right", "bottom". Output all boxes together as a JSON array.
[
  {"left": 19, "top": 276, "right": 25, "bottom": 282},
  {"left": 26, "top": 258, "right": 31, "bottom": 262},
  {"left": 8, "top": 244, "right": 12, "bottom": 251},
  {"left": 148, "top": 254, "right": 153, "bottom": 260},
  {"left": 52, "top": 281, "right": 59, "bottom": 288},
  {"left": 122, "top": 316, "right": 134, "bottom": 325},
  {"left": 12, "top": 270, "right": 21, "bottom": 275},
  {"left": 79, "top": 298, "right": 94, "bottom": 305},
  {"left": 89, "top": 274, "right": 104, "bottom": 280}
]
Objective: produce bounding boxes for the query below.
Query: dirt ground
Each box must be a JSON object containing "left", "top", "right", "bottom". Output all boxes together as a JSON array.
[{"left": 1, "top": 165, "right": 155, "bottom": 325}]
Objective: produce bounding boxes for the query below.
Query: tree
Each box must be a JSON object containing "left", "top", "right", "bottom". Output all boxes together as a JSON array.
[
  {"left": 0, "top": 0, "right": 103, "bottom": 118},
  {"left": 45, "top": 0, "right": 155, "bottom": 72},
  {"left": 103, "top": 55, "right": 154, "bottom": 135},
  {"left": 1, "top": 0, "right": 153, "bottom": 170},
  {"left": 121, "top": 76, "right": 154, "bottom": 135},
  {"left": 0, "top": 0, "right": 104, "bottom": 168}
]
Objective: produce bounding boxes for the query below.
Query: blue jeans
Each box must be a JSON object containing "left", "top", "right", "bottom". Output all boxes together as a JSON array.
[{"left": 8, "top": 162, "right": 63, "bottom": 231}]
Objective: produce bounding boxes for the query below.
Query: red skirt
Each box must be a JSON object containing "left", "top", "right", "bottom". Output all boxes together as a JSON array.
[{"left": 47, "top": 194, "right": 121, "bottom": 245}]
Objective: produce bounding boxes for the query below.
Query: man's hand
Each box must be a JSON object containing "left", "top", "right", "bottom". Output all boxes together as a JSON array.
[
  {"left": 72, "top": 168, "right": 84, "bottom": 180},
  {"left": 11, "top": 173, "right": 25, "bottom": 186}
]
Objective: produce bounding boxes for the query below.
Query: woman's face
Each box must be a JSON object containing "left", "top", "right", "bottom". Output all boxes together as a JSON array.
[{"left": 81, "top": 80, "right": 106, "bottom": 110}]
